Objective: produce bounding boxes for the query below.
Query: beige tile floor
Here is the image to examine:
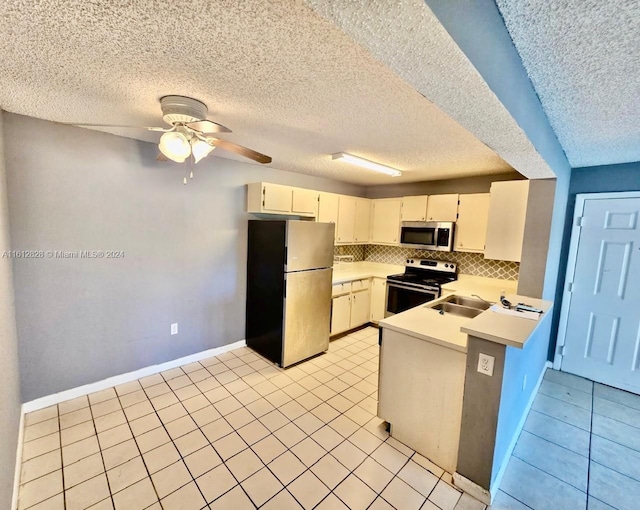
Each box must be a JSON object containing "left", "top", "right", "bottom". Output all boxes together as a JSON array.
[{"left": 17, "top": 326, "right": 485, "bottom": 510}]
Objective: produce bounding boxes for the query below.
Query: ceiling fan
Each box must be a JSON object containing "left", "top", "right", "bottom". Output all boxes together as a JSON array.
[{"left": 61, "top": 95, "right": 272, "bottom": 166}]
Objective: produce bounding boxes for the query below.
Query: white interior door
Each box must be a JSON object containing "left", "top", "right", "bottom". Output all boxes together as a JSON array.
[{"left": 559, "top": 193, "right": 640, "bottom": 394}]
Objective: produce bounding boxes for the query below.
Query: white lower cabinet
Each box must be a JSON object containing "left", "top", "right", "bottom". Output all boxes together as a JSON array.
[
  {"left": 350, "top": 289, "right": 371, "bottom": 328},
  {"left": 330, "top": 294, "right": 351, "bottom": 335},
  {"left": 330, "top": 279, "right": 373, "bottom": 335},
  {"left": 370, "top": 278, "right": 387, "bottom": 322}
]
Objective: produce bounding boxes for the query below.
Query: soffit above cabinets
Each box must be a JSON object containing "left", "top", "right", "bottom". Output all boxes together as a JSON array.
[
  {"left": 1, "top": 0, "right": 536, "bottom": 184},
  {"left": 496, "top": 0, "right": 640, "bottom": 168}
]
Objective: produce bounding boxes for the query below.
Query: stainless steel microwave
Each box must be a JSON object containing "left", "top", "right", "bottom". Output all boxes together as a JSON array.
[{"left": 399, "top": 221, "right": 455, "bottom": 251}]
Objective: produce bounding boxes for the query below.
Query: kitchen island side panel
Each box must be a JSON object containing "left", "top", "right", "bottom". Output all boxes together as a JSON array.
[{"left": 456, "top": 337, "right": 506, "bottom": 489}]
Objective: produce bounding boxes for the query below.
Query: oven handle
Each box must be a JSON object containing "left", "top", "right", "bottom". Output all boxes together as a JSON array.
[{"left": 386, "top": 281, "right": 439, "bottom": 294}]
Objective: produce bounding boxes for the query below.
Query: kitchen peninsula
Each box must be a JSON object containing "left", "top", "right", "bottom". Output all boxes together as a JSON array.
[{"left": 378, "top": 286, "right": 552, "bottom": 504}]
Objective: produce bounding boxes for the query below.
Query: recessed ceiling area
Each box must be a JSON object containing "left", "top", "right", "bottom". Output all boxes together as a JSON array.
[
  {"left": 0, "top": 0, "right": 522, "bottom": 185},
  {"left": 496, "top": 0, "right": 640, "bottom": 168}
]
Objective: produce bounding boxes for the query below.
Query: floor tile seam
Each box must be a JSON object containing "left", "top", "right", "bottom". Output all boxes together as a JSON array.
[
  {"left": 353, "top": 454, "right": 412, "bottom": 499},
  {"left": 588, "top": 458, "right": 640, "bottom": 486},
  {"left": 536, "top": 390, "right": 593, "bottom": 412},
  {"left": 88, "top": 396, "right": 117, "bottom": 510},
  {"left": 510, "top": 454, "right": 588, "bottom": 494},
  {"left": 518, "top": 429, "right": 590, "bottom": 459},
  {"left": 529, "top": 408, "right": 591, "bottom": 433},
  {"left": 590, "top": 406, "right": 640, "bottom": 431},
  {"left": 542, "top": 377, "right": 595, "bottom": 397},
  {"left": 589, "top": 430, "right": 640, "bottom": 455},
  {"left": 495, "top": 489, "right": 535, "bottom": 510}
]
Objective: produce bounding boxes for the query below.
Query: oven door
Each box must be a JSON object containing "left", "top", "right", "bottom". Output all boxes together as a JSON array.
[{"left": 385, "top": 282, "right": 439, "bottom": 317}]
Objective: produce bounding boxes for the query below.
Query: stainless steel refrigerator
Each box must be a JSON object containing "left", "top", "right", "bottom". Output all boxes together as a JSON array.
[{"left": 246, "top": 220, "right": 334, "bottom": 367}]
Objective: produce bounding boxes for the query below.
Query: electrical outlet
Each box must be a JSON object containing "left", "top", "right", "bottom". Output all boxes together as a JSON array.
[
  {"left": 522, "top": 375, "right": 527, "bottom": 391},
  {"left": 477, "top": 353, "right": 495, "bottom": 377},
  {"left": 171, "top": 323, "right": 178, "bottom": 335}
]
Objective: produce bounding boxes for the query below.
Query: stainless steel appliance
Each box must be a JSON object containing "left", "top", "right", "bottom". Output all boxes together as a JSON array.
[
  {"left": 246, "top": 220, "right": 334, "bottom": 367},
  {"left": 400, "top": 221, "right": 455, "bottom": 251},
  {"left": 386, "top": 259, "right": 457, "bottom": 317}
]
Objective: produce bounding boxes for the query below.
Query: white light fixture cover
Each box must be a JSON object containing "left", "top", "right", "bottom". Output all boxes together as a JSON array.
[
  {"left": 191, "top": 139, "right": 215, "bottom": 164},
  {"left": 159, "top": 132, "right": 191, "bottom": 162},
  {"left": 331, "top": 152, "right": 401, "bottom": 177}
]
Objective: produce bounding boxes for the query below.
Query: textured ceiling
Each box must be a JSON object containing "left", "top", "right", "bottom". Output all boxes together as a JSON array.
[
  {"left": 306, "top": 0, "right": 555, "bottom": 179},
  {"left": 496, "top": 0, "right": 640, "bottom": 168},
  {"left": 1, "top": 1, "right": 532, "bottom": 185}
]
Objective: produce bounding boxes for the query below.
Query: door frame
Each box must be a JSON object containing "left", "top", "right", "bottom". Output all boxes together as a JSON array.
[{"left": 554, "top": 191, "right": 640, "bottom": 370}]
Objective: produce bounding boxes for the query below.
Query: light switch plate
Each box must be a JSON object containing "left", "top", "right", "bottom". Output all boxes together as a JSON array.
[{"left": 477, "top": 353, "right": 495, "bottom": 377}]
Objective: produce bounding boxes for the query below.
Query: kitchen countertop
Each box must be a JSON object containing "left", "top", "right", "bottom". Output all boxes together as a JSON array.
[
  {"left": 461, "top": 294, "right": 553, "bottom": 349},
  {"left": 332, "top": 261, "right": 403, "bottom": 284},
  {"left": 380, "top": 274, "right": 552, "bottom": 353},
  {"left": 441, "top": 274, "right": 518, "bottom": 303}
]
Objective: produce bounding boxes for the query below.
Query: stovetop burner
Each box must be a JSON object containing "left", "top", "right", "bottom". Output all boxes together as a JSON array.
[{"left": 386, "top": 258, "right": 458, "bottom": 288}]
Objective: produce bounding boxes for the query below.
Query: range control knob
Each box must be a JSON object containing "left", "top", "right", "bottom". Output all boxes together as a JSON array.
[
  {"left": 406, "top": 259, "right": 411, "bottom": 264},
  {"left": 444, "top": 264, "right": 449, "bottom": 268}
]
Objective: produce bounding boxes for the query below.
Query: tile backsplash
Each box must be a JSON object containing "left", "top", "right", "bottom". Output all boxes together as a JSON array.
[
  {"left": 365, "top": 245, "right": 519, "bottom": 280},
  {"left": 333, "top": 245, "right": 366, "bottom": 261}
]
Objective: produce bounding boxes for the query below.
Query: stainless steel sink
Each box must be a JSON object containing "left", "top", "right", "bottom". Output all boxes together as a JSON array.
[
  {"left": 430, "top": 302, "right": 484, "bottom": 318},
  {"left": 442, "top": 295, "right": 491, "bottom": 310}
]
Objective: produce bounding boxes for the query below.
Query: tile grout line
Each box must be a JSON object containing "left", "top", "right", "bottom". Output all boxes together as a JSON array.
[
  {"left": 586, "top": 381, "right": 595, "bottom": 508},
  {"left": 24, "top": 330, "right": 447, "bottom": 510},
  {"left": 86, "top": 397, "right": 116, "bottom": 509}
]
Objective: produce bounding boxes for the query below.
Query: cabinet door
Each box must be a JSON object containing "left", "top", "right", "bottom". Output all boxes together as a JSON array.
[
  {"left": 371, "top": 199, "right": 402, "bottom": 244},
  {"left": 426, "top": 194, "right": 459, "bottom": 221},
  {"left": 318, "top": 192, "right": 340, "bottom": 240},
  {"left": 263, "top": 183, "right": 293, "bottom": 213},
  {"left": 291, "top": 188, "right": 318, "bottom": 216},
  {"left": 370, "top": 278, "right": 388, "bottom": 322},
  {"left": 350, "top": 289, "right": 371, "bottom": 328},
  {"left": 331, "top": 294, "right": 351, "bottom": 335},
  {"left": 354, "top": 199, "right": 371, "bottom": 243},
  {"left": 455, "top": 193, "right": 491, "bottom": 252},
  {"left": 337, "top": 196, "right": 356, "bottom": 244},
  {"left": 484, "top": 181, "right": 529, "bottom": 262},
  {"left": 401, "top": 196, "right": 429, "bottom": 222}
]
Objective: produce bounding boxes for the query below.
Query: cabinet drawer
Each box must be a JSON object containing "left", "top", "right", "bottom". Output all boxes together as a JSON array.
[
  {"left": 332, "top": 282, "right": 351, "bottom": 296},
  {"left": 351, "top": 279, "right": 370, "bottom": 292}
]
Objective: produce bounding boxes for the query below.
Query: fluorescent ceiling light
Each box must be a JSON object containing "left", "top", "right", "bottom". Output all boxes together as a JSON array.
[{"left": 332, "top": 152, "right": 401, "bottom": 177}]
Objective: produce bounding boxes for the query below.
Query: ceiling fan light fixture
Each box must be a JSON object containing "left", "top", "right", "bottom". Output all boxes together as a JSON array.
[
  {"left": 191, "top": 139, "right": 215, "bottom": 164},
  {"left": 159, "top": 131, "right": 191, "bottom": 162},
  {"left": 332, "top": 152, "right": 401, "bottom": 177}
]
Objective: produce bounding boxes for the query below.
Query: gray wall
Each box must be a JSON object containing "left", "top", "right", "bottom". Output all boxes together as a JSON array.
[
  {"left": 365, "top": 171, "right": 523, "bottom": 198},
  {"left": 0, "top": 112, "right": 22, "bottom": 509},
  {"left": 5, "top": 113, "right": 365, "bottom": 401}
]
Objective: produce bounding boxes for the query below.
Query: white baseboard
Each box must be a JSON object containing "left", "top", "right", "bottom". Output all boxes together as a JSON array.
[
  {"left": 453, "top": 473, "right": 491, "bottom": 505},
  {"left": 489, "top": 361, "right": 551, "bottom": 499},
  {"left": 11, "top": 410, "right": 25, "bottom": 510},
  {"left": 22, "top": 340, "right": 246, "bottom": 413}
]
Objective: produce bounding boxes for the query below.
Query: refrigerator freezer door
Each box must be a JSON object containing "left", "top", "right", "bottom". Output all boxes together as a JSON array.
[
  {"left": 282, "top": 267, "right": 332, "bottom": 367},
  {"left": 285, "top": 221, "right": 334, "bottom": 272}
]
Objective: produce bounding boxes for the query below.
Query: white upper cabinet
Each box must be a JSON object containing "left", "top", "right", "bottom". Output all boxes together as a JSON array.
[
  {"left": 247, "top": 183, "right": 316, "bottom": 217},
  {"left": 292, "top": 188, "right": 318, "bottom": 216},
  {"left": 336, "top": 196, "right": 357, "bottom": 244},
  {"left": 247, "top": 182, "right": 292, "bottom": 214},
  {"left": 318, "top": 193, "right": 339, "bottom": 224},
  {"left": 371, "top": 199, "right": 402, "bottom": 245},
  {"left": 454, "top": 193, "right": 490, "bottom": 253},
  {"left": 426, "top": 194, "right": 459, "bottom": 222},
  {"left": 484, "top": 181, "right": 529, "bottom": 262},
  {"left": 354, "top": 199, "right": 371, "bottom": 243},
  {"left": 401, "top": 196, "right": 429, "bottom": 222}
]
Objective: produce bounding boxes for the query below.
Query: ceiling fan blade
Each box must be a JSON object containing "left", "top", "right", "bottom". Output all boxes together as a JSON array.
[
  {"left": 56, "top": 122, "right": 171, "bottom": 132},
  {"left": 186, "top": 120, "right": 231, "bottom": 134},
  {"left": 208, "top": 139, "right": 272, "bottom": 164},
  {"left": 156, "top": 153, "right": 169, "bottom": 162}
]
